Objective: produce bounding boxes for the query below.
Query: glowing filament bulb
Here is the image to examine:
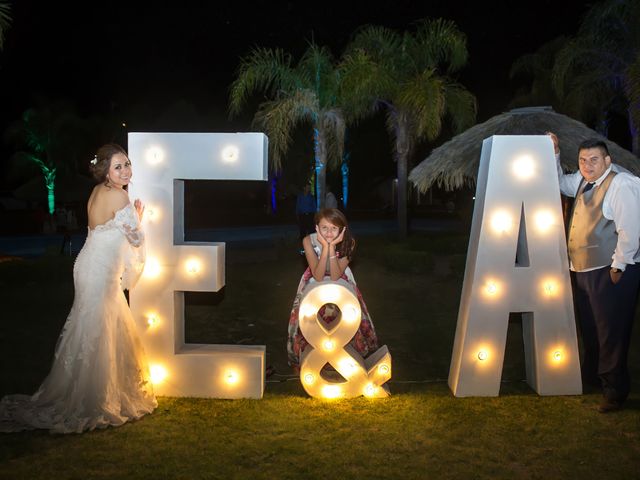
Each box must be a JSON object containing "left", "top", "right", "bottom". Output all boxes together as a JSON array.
[
  {"left": 304, "top": 373, "right": 316, "bottom": 385},
  {"left": 338, "top": 358, "right": 358, "bottom": 377},
  {"left": 477, "top": 350, "right": 488, "bottom": 361},
  {"left": 147, "top": 313, "right": 159, "bottom": 327},
  {"left": 485, "top": 282, "right": 498, "bottom": 296},
  {"left": 512, "top": 154, "right": 535, "bottom": 180},
  {"left": 535, "top": 211, "right": 554, "bottom": 232},
  {"left": 319, "top": 285, "right": 341, "bottom": 304},
  {"left": 150, "top": 364, "right": 167, "bottom": 384},
  {"left": 543, "top": 281, "right": 558, "bottom": 296},
  {"left": 322, "top": 385, "right": 342, "bottom": 399},
  {"left": 144, "top": 257, "right": 161, "bottom": 278},
  {"left": 221, "top": 145, "right": 239, "bottom": 163},
  {"left": 185, "top": 259, "right": 201, "bottom": 275},
  {"left": 146, "top": 146, "right": 164, "bottom": 165},
  {"left": 364, "top": 383, "right": 377, "bottom": 397},
  {"left": 342, "top": 305, "right": 359, "bottom": 323},
  {"left": 553, "top": 350, "right": 563, "bottom": 362},
  {"left": 378, "top": 364, "right": 390, "bottom": 375},
  {"left": 146, "top": 206, "right": 161, "bottom": 222},
  {"left": 490, "top": 211, "right": 512, "bottom": 233},
  {"left": 323, "top": 339, "right": 335, "bottom": 352},
  {"left": 225, "top": 370, "right": 239, "bottom": 385},
  {"left": 300, "top": 304, "right": 317, "bottom": 318}
]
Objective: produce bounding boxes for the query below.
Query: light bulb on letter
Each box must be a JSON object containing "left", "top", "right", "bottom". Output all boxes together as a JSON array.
[
  {"left": 490, "top": 211, "right": 512, "bottom": 233},
  {"left": 512, "top": 154, "right": 535, "bottom": 180},
  {"left": 145, "top": 146, "right": 164, "bottom": 165},
  {"left": 477, "top": 350, "right": 488, "bottom": 361},
  {"left": 150, "top": 364, "right": 167, "bottom": 384}
]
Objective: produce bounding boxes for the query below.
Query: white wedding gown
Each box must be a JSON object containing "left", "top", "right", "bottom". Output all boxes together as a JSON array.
[{"left": 0, "top": 203, "right": 157, "bottom": 434}]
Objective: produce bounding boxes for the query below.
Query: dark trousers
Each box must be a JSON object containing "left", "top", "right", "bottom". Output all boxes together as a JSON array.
[{"left": 572, "top": 264, "right": 640, "bottom": 402}]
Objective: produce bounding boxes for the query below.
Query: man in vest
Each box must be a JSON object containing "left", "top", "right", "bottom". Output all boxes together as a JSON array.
[{"left": 550, "top": 133, "right": 640, "bottom": 413}]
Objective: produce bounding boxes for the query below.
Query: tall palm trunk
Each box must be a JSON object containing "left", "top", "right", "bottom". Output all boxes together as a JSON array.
[
  {"left": 341, "top": 128, "right": 350, "bottom": 210},
  {"left": 395, "top": 114, "right": 411, "bottom": 239},
  {"left": 314, "top": 124, "right": 328, "bottom": 210}
]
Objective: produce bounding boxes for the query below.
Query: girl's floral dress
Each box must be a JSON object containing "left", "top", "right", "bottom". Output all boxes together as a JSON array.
[{"left": 287, "top": 233, "right": 379, "bottom": 369}]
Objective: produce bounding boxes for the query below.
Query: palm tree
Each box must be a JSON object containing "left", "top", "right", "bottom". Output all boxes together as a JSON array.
[
  {"left": 340, "top": 19, "right": 477, "bottom": 237},
  {"left": 0, "top": 0, "right": 11, "bottom": 51},
  {"left": 229, "top": 43, "right": 345, "bottom": 210},
  {"left": 7, "top": 102, "right": 90, "bottom": 214},
  {"left": 553, "top": 0, "right": 640, "bottom": 154}
]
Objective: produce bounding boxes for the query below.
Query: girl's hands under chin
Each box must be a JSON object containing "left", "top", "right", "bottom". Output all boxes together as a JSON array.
[
  {"left": 315, "top": 225, "right": 329, "bottom": 247},
  {"left": 331, "top": 227, "right": 345, "bottom": 245}
]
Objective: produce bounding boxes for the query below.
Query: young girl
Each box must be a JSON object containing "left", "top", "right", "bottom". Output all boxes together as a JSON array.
[{"left": 287, "top": 208, "right": 379, "bottom": 370}]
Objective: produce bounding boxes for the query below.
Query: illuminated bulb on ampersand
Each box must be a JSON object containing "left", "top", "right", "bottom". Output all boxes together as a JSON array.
[
  {"left": 319, "top": 285, "right": 341, "bottom": 304},
  {"left": 146, "top": 206, "right": 160, "bottom": 223},
  {"left": 342, "top": 305, "right": 359, "bottom": 323},
  {"left": 323, "top": 339, "right": 335, "bottom": 352},
  {"left": 300, "top": 304, "right": 317, "bottom": 318},
  {"left": 338, "top": 358, "right": 358, "bottom": 377},
  {"left": 553, "top": 350, "right": 563, "bottom": 362},
  {"left": 477, "top": 350, "right": 488, "bottom": 361},
  {"left": 364, "top": 383, "right": 377, "bottom": 397},
  {"left": 512, "top": 154, "right": 536, "bottom": 180},
  {"left": 485, "top": 282, "right": 498, "bottom": 296},
  {"left": 150, "top": 364, "right": 168, "bottom": 384},
  {"left": 490, "top": 211, "right": 512, "bottom": 233},
  {"left": 322, "top": 385, "right": 342, "bottom": 399},
  {"left": 378, "top": 364, "right": 390, "bottom": 375},
  {"left": 304, "top": 373, "right": 316, "bottom": 385}
]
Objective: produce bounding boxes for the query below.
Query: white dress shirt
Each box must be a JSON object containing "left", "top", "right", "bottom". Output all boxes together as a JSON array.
[{"left": 556, "top": 154, "right": 640, "bottom": 271}]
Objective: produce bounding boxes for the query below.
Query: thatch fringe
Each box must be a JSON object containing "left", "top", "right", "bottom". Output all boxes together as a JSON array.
[{"left": 409, "top": 107, "right": 640, "bottom": 192}]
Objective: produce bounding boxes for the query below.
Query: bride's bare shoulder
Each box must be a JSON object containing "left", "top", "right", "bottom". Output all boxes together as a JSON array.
[{"left": 89, "top": 186, "right": 129, "bottom": 212}]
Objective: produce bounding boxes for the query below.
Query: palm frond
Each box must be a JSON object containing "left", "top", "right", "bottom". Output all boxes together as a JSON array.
[
  {"left": 397, "top": 70, "right": 445, "bottom": 141},
  {"left": 229, "top": 47, "right": 298, "bottom": 116},
  {"left": 0, "top": 0, "right": 11, "bottom": 51},
  {"left": 443, "top": 82, "right": 477, "bottom": 133},
  {"left": 252, "top": 89, "right": 317, "bottom": 171},
  {"left": 411, "top": 18, "right": 468, "bottom": 73}
]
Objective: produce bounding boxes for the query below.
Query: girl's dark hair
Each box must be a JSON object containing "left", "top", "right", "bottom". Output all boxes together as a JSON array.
[
  {"left": 314, "top": 208, "right": 356, "bottom": 260},
  {"left": 89, "top": 144, "right": 128, "bottom": 186}
]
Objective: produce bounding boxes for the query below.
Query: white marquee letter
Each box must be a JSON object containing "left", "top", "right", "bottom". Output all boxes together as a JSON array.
[
  {"left": 128, "top": 132, "right": 268, "bottom": 399},
  {"left": 449, "top": 135, "right": 581, "bottom": 397}
]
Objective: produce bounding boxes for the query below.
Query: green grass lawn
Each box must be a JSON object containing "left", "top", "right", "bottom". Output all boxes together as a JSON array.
[{"left": 1, "top": 232, "right": 639, "bottom": 479}]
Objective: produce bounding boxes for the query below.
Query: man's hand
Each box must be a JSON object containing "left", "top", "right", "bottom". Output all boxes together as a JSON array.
[
  {"left": 546, "top": 132, "right": 560, "bottom": 155},
  {"left": 610, "top": 268, "right": 623, "bottom": 284}
]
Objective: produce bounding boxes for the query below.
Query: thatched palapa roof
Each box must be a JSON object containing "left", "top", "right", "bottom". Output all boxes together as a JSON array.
[{"left": 409, "top": 106, "right": 640, "bottom": 192}]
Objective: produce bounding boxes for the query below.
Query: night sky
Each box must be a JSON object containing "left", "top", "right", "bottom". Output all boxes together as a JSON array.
[{"left": 0, "top": 0, "right": 594, "bottom": 196}]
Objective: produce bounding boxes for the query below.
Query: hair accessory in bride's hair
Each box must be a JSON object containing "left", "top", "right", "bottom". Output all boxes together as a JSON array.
[{"left": 90, "top": 155, "right": 98, "bottom": 165}]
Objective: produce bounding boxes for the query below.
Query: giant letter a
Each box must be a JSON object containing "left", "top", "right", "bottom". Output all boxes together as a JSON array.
[{"left": 449, "top": 136, "right": 582, "bottom": 397}]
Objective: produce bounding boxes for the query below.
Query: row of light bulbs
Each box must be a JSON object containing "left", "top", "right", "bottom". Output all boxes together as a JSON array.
[
  {"left": 145, "top": 145, "right": 240, "bottom": 165},
  {"left": 474, "top": 348, "right": 565, "bottom": 364}
]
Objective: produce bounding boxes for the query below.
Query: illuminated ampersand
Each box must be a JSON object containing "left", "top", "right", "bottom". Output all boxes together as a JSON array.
[{"left": 298, "top": 280, "right": 391, "bottom": 399}]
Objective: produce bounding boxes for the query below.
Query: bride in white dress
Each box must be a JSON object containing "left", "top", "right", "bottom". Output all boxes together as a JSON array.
[{"left": 0, "top": 144, "right": 157, "bottom": 434}]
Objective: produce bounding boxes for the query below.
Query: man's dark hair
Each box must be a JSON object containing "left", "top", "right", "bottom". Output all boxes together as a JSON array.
[{"left": 578, "top": 139, "right": 610, "bottom": 157}]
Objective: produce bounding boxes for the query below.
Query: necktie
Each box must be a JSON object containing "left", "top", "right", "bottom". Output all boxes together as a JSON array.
[{"left": 582, "top": 182, "right": 595, "bottom": 193}]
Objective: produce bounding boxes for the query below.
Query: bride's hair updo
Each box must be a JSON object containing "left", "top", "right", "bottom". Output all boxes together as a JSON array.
[{"left": 90, "top": 144, "right": 128, "bottom": 184}]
